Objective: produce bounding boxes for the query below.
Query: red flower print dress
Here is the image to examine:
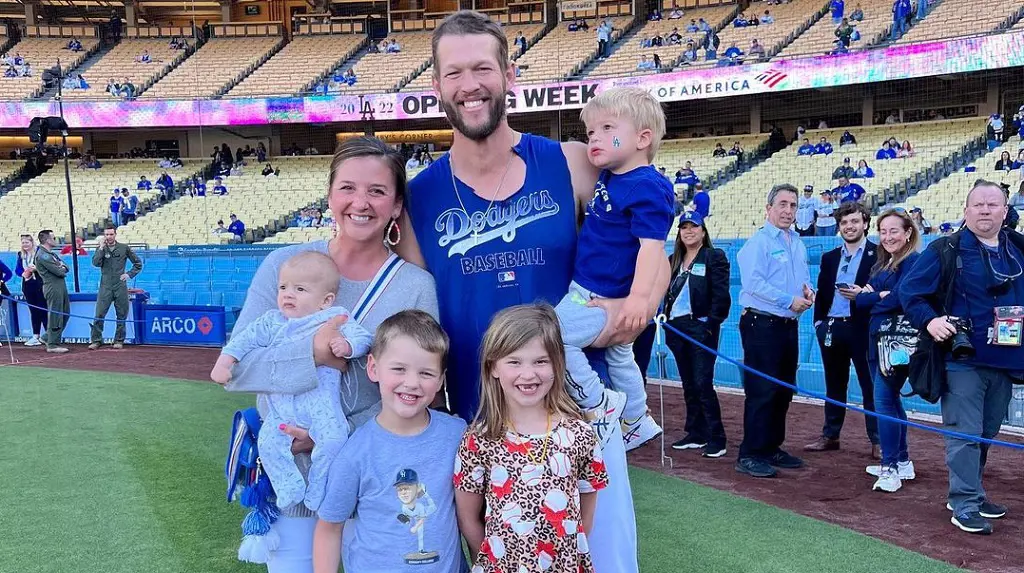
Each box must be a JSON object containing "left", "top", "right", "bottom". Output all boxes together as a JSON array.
[{"left": 454, "top": 417, "right": 609, "bottom": 573}]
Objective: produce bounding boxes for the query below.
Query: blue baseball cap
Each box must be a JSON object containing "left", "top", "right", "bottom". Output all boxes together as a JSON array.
[
  {"left": 394, "top": 468, "right": 419, "bottom": 486},
  {"left": 680, "top": 210, "right": 705, "bottom": 227},
  {"left": 940, "top": 222, "right": 953, "bottom": 233}
]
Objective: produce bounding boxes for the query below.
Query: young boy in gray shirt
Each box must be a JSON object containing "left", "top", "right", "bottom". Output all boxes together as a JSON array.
[{"left": 313, "top": 310, "right": 468, "bottom": 573}]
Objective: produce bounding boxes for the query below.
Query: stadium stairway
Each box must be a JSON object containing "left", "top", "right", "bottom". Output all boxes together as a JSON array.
[
  {"left": 34, "top": 41, "right": 114, "bottom": 100},
  {"left": 571, "top": 17, "right": 644, "bottom": 80},
  {"left": 764, "top": 0, "right": 830, "bottom": 59},
  {"left": 877, "top": 131, "right": 988, "bottom": 207},
  {"left": 212, "top": 37, "right": 287, "bottom": 99},
  {"left": 298, "top": 39, "right": 371, "bottom": 96},
  {"left": 876, "top": 0, "right": 946, "bottom": 45}
]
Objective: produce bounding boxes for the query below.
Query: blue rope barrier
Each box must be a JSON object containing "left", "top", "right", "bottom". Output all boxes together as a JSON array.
[
  {"left": 655, "top": 316, "right": 1024, "bottom": 451},
  {"left": 0, "top": 293, "right": 148, "bottom": 325}
]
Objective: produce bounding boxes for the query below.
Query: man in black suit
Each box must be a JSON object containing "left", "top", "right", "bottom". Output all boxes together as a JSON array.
[{"left": 806, "top": 201, "right": 880, "bottom": 458}]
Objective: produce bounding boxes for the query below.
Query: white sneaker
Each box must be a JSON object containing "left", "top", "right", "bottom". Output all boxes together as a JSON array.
[
  {"left": 24, "top": 336, "right": 42, "bottom": 347},
  {"left": 872, "top": 466, "right": 903, "bottom": 492},
  {"left": 622, "top": 414, "right": 663, "bottom": 452},
  {"left": 583, "top": 388, "right": 627, "bottom": 447},
  {"left": 866, "top": 460, "right": 915, "bottom": 480}
]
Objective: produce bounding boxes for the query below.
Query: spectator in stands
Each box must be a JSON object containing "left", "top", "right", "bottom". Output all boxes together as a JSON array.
[
  {"left": 916, "top": 0, "right": 928, "bottom": 20},
  {"left": 652, "top": 53, "right": 663, "bottom": 70},
  {"left": 212, "top": 220, "right": 228, "bottom": 235},
  {"left": 194, "top": 177, "right": 207, "bottom": 196},
  {"left": 669, "top": 5, "right": 684, "bottom": 19},
  {"left": 798, "top": 138, "right": 815, "bottom": 156},
  {"left": 227, "top": 214, "right": 245, "bottom": 243},
  {"left": 667, "top": 28, "right": 683, "bottom": 45},
  {"left": 650, "top": 8, "right": 662, "bottom": 20},
  {"left": 136, "top": 50, "right": 152, "bottom": 64},
  {"left": 816, "top": 190, "right": 839, "bottom": 235},
  {"left": 995, "top": 151, "right": 1014, "bottom": 172},
  {"left": 636, "top": 55, "right": 656, "bottom": 71},
  {"left": 686, "top": 19, "right": 699, "bottom": 32},
  {"left": 66, "top": 38, "right": 83, "bottom": 52},
  {"left": 213, "top": 177, "right": 228, "bottom": 195},
  {"left": 650, "top": 33, "right": 664, "bottom": 47},
  {"left": 297, "top": 208, "right": 313, "bottom": 227},
  {"left": 762, "top": 10, "right": 774, "bottom": 24},
  {"left": 1009, "top": 181, "right": 1024, "bottom": 209},
  {"left": 514, "top": 31, "right": 527, "bottom": 53},
  {"left": 105, "top": 78, "right": 119, "bottom": 97},
  {"left": 909, "top": 207, "right": 932, "bottom": 235},
  {"left": 854, "top": 159, "right": 875, "bottom": 178},
  {"left": 876, "top": 141, "right": 897, "bottom": 160},
  {"left": 898, "top": 140, "right": 914, "bottom": 158},
  {"left": 796, "top": 185, "right": 818, "bottom": 236},
  {"left": 749, "top": 39, "right": 766, "bottom": 59},
  {"left": 885, "top": 111, "right": 900, "bottom": 124},
  {"left": 833, "top": 175, "right": 866, "bottom": 204},
  {"left": 891, "top": 0, "right": 911, "bottom": 39},
  {"left": 1014, "top": 150, "right": 1024, "bottom": 169},
  {"left": 697, "top": 17, "right": 710, "bottom": 32},
  {"left": 109, "top": 11, "right": 122, "bottom": 40},
  {"left": 815, "top": 137, "right": 834, "bottom": 155},
  {"left": 839, "top": 130, "right": 857, "bottom": 146},
  {"left": 728, "top": 141, "right": 744, "bottom": 159},
  {"left": 109, "top": 190, "right": 122, "bottom": 227},
  {"left": 723, "top": 42, "right": 744, "bottom": 64},
  {"left": 675, "top": 162, "right": 699, "bottom": 186},
  {"left": 119, "top": 77, "right": 137, "bottom": 100},
  {"left": 938, "top": 221, "right": 955, "bottom": 235},
  {"left": 734, "top": 13, "right": 749, "bottom": 27},
  {"left": 256, "top": 142, "right": 267, "bottom": 163},
  {"left": 388, "top": 38, "right": 402, "bottom": 52},
  {"left": 850, "top": 4, "right": 865, "bottom": 21},
  {"left": 704, "top": 27, "right": 721, "bottom": 53},
  {"left": 713, "top": 143, "right": 727, "bottom": 157},
  {"left": 137, "top": 175, "right": 152, "bottom": 191},
  {"left": 833, "top": 157, "right": 856, "bottom": 179},
  {"left": 596, "top": 19, "right": 613, "bottom": 58},
  {"left": 830, "top": 0, "right": 845, "bottom": 24},
  {"left": 690, "top": 183, "right": 710, "bottom": 219},
  {"left": 120, "top": 189, "right": 138, "bottom": 224},
  {"left": 835, "top": 18, "right": 855, "bottom": 48},
  {"left": 681, "top": 41, "right": 698, "bottom": 62}
]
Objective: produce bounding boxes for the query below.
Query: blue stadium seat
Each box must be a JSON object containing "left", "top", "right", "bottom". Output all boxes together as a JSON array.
[
  {"left": 194, "top": 292, "right": 214, "bottom": 306},
  {"left": 211, "top": 280, "right": 235, "bottom": 293},
  {"left": 165, "top": 259, "right": 189, "bottom": 273},
  {"left": 222, "top": 292, "right": 248, "bottom": 310},
  {"left": 160, "top": 282, "right": 187, "bottom": 292},
  {"left": 166, "top": 292, "right": 196, "bottom": 306},
  {"left": 212, "top": 259, "right": 236, "bottom": 273}
]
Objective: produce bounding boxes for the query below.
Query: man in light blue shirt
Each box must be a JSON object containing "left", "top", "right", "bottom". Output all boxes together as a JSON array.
[
  {"left": 736, "top": 184, "right": 814, "bottom": 479},
  {"left": 796, "top": 184, "right": 817, "bottom": 236}
]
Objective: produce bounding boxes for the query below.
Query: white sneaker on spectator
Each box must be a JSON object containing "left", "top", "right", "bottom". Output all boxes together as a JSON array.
[
  {"left": 582, "top": 388, "right": 627, "bottom": 448},
  {"left": 622, "top": 414, "right": 663, "bottom": 452},
  {"left": 24, "top": 336, "right": 42, "bottom": 347},
  {"left": 872, "top": 466, "right": 902, "bottom": 493},
  {"left": 866, "top": 460, "right": 915, "bottom": 480}
]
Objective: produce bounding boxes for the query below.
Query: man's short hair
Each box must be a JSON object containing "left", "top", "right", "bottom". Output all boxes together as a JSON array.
[
  {"left": 580, "top": 87, "right": 667, "bottom": 161},
  {"left": 835, "top": 201, "right": 870, "bottom": 226},
  {"left": 967, "top": 178, "right": 1008, "bottom": 205},
  {"left": 767, "top": 184, "right": 798, "bottom": 206},
  {"left": 371, "top": 309, "right": 450, "bottom": 371},
  {"left": 38, "top": 229, "right": 52, "bottom": 243},
  {"left": 104, "top": 225, "right": 116, "bottom": 232},
  {"left": 432, "top": 10, "right": 508, "bottom": 77}
]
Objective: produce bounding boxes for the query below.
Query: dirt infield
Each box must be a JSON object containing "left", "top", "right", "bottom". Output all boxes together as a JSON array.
[{"left": 6, "top": 343, "right": 1023, "bottom": 572}]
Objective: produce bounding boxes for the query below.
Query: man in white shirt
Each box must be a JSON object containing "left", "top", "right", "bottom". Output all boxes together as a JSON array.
[
  {"left": 815, "top": 190, "right": 837, "bottom": 236},
  {"left": 796, "top": 184, "right": 818, "bottom": 236}
]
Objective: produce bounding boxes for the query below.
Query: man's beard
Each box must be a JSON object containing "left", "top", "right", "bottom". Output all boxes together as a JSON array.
[{"left": 440, "top": 89, "right": 507, "bottom": 142}]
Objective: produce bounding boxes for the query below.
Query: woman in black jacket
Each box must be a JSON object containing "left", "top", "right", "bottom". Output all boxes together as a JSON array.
[{"left": 664, "top": 211, "right": 732, "bottom": 457}]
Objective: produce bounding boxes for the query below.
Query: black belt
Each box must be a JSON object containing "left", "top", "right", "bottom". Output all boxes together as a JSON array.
[{"left": 744, "top": 308, "right": 797, "bottom": 323}]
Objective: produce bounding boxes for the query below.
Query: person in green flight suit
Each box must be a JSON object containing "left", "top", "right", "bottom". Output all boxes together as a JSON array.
[
  {"left": 34, "top": 229, "right": 71, "bottom": 354},
  {"left": 89, "top": 226, "right": 143, "bottom": 349}
]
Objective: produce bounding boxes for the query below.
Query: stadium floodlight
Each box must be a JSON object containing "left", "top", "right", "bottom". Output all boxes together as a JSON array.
[{"left": 28, "top": 58, "right": 80, "bottom": 292}]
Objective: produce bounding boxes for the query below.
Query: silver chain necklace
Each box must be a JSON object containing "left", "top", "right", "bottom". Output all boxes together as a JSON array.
[{"left": 449, "top": 148, "right": 515, "bottom": 244}]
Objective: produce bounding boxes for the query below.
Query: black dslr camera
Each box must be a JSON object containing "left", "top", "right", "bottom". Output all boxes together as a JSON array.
[{"left": 947, "top": 317, "right": 975, "bottom": 359}]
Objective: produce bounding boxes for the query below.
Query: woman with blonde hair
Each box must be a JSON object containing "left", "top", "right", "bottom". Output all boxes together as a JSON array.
[{"left": 848, "top": 208, "right": 922, "bottom": 493}]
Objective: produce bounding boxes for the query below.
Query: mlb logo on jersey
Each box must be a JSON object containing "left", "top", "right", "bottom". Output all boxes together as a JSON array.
[{"left": 498, "top": 271, "right": 516, "bottom": 283}]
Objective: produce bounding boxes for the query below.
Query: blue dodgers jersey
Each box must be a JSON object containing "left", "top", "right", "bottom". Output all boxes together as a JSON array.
[
  {"left": 573, "top": 166, "right": 675, "bottom": 298},
  {"left": 408, "top": 133, "right": 578, "bottom": 421}
]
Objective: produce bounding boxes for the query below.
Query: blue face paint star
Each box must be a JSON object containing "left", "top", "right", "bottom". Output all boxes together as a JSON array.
[{"left": 612, "top": 137, "right": 621, "bottom": 148}]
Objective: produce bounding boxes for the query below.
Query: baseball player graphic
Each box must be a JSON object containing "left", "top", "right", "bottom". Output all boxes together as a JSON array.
[{"left": 394, "top": 468, "right": 440, "bottom": 565}]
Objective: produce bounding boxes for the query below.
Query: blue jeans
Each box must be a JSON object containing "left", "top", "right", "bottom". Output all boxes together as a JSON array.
[
  {"left": 871, "top": 360, "right": 909, "bottom": 467},
  {"left": 891, "top": 17, "right": 906, "bottom": 39}
]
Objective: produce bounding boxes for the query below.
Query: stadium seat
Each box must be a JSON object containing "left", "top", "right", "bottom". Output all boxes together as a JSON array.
[
  {"left": 0, "top": 37, "right": 99, "bottom": 99},
  {"left": 336, "top": 32, "right": 433, "bottom": 94},
  {"left": 515, "top": 16, "right": 633, "bottom": 82},
  {"left": 776, "top": 0, "right": 895, "bottom": 59},
  {"left": 62, "top": 38, "right": 192, "bottom": 100},
  {"left": 227, "top": 33, "right": 365, "bottom": 97},
  {"left": 0, "top": 159, "right": 207, "bottom": 251},
  {"left": 894, "top": 0, "right": 1024, "bottom": 45},
  {"left": 140, "top": 36, "right": 283, "bottom": 99}
]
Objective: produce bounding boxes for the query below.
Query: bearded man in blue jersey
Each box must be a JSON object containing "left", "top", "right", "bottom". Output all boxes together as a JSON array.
[{"left": 397, "top": 10, "right": 669, "bottom": 572}]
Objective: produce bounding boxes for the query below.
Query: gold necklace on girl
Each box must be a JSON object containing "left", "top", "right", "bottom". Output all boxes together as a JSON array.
[{"left": 510, "top": 412, "right": 552, "bottom": 465}]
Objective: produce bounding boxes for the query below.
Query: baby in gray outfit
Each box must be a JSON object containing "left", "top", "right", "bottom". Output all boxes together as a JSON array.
[{"left": 211, "top": 251, "right": 372, "bottom": 511}]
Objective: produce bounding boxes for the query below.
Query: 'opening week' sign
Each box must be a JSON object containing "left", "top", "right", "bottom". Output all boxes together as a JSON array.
[{"left": 0, "top": 31, "right": 1020, "bottom": 129}]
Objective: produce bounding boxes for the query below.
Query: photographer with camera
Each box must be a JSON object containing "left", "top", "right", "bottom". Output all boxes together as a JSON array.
[{"left": 900, "top": 180, "right": 1024, "bottom": 535}]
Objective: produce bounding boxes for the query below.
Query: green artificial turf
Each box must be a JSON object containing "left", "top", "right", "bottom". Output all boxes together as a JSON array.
[{"left": 0, "top": 367, "right": 960, "bottom": 573}]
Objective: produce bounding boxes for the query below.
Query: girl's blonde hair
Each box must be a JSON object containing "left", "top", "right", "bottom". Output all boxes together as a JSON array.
[
  {"left": 472, "top": 303, "right": 581, "bottom": 440},
  {"left": 872, "top": 208, "right": 921, "bottom": 275}
]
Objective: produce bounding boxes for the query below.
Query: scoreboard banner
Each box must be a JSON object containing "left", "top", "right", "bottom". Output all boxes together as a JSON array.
[{"left": 0, "top": 31, "right": 1020, "bottom": 129}]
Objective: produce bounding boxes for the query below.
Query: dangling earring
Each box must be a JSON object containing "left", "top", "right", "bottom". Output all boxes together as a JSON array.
[{"left": 384, "top": 218, "right": 401, "bottom": 246}]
